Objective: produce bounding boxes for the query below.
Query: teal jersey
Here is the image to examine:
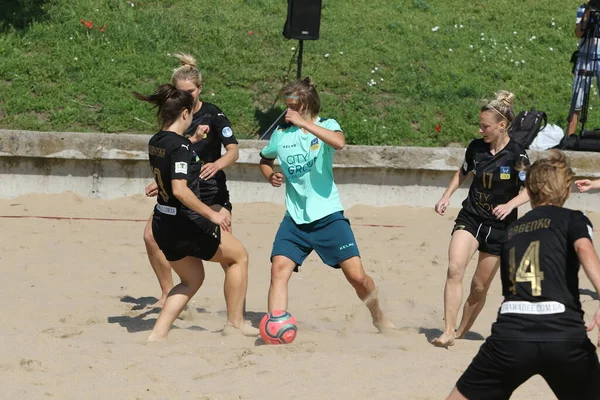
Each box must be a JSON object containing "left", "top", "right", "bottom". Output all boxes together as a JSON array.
[{"left": 260, "top": 117, "right": 344, "bottom": 224}]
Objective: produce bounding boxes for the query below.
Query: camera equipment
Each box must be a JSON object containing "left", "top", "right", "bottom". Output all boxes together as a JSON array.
[{"left": 568, "top": 4, "right": 600, "bottom": 134}]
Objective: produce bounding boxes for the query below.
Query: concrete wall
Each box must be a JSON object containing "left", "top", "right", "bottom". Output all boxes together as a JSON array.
[{"left": 1, "top": 129, "right": 600, "bottom": 211}]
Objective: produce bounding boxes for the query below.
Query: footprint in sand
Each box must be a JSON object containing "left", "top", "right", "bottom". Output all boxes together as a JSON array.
[
  {"left": 20, "top": 359, "right": 47, "bottom": 372},
  {"left": 42, "top": 327, "right": 83, "bottom": 339}
]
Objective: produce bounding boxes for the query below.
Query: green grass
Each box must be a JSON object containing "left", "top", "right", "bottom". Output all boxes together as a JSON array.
[{"left": 0, "top": 0, "right": 595, "bottom": 146}]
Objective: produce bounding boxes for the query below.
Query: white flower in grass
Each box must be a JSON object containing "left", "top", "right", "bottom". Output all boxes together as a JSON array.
[
  {"left": 374, "top": 67, "right": 378, "bottom": 70},
  {"left": 481, "top": 32, "right": 485, "bottom": 36},
  {"left": 469, "top": 44, "right": 474, "bottom": 48},
  {"left": 324, "top": 53, "right": 330, "bottom": 57},
  {"left": 522, "top": 60, "right": 525, "bottom": 63},
  {"left": 529, "top": 36, "right": 536, "bottom": 41},
  {"left": 449, "top": 48, "right": 453, "bottom": 52},
  {"left": 549, "top": 47, "right": 554, "bottom": 51},
  {"left": 380, "top": 78, "right": 384, "bottom": 81},
  {"left": 111, "top": 59, "right": 114, "bottom": 62},
  {"left": 363, "top": 119, "right": 367, "bottom": 122},
  {"left": 454, "top": 24, "right": 458, "bottom": 28},
  {"left": 371, "top": 70, "right": 375, "bottom": 73},
  {"left": 513, "top": 31, "right": 517, "bottom": 35},
  {"left": 339, "top": 51, "right": 344, "bottom": 55},
  {"left": 74, "top": 57, "right": 78, "bottom": 60},
  {"left": 69, "top": 36, "right": 73, "bottom": 40},
  {"left": 291, "top": 47, "right": 296, "bottom": 50},
  {"left": 515, "top": 61, "right": 521, "bottom": 66},
  {"left": 432, "top": 26, "right": 439, "bottom": 32}
]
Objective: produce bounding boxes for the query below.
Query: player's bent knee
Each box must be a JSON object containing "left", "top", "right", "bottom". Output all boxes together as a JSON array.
[
  {"left": 447, "top": 262, "right": 467, "bottom": 281},
  {"left": 346, "top": 271, "right": 368, "bottom": 289},
  {"left": 270, "top": 261, "right": 294, "bottom": 281},
  {"left": 469, "top": 282, "right": 487, "bottom": 299}
]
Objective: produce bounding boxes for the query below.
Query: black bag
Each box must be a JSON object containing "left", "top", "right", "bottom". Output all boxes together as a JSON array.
[{"left": 508, "top": 108, "right": 548, "bottom": 149}]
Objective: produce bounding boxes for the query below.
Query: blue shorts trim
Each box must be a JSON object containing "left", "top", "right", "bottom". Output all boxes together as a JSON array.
[{"left": 270, "top": 211, "right": 360, "bottom": 269}]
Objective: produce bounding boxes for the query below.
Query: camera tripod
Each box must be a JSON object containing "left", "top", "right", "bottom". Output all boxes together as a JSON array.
[{"left": 568, "top": 8, "right": 600, "bottom": 134}]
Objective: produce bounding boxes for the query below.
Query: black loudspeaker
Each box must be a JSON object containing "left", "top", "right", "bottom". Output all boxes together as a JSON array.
[{"left": 283, "top": 0, "right": 322, "bottom": 41}]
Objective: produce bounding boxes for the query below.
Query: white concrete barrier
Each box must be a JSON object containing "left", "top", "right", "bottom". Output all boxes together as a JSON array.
[{"left": 1, "top": 129, "right": 600, "bottom": 211}]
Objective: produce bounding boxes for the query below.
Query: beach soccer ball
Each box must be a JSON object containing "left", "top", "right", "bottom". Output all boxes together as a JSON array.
[{"left": 259, "top": 310, "right": 297, "bottom": 344}]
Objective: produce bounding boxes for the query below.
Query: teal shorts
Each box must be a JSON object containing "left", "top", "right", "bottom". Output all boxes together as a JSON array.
[{"left": 270, "top": 211, "right": 360, "bottom": 269}]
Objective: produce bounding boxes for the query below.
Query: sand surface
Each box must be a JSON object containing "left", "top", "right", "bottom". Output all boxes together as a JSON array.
[{"left": 1, "top": 192, "right": 599, "bottom": 399}]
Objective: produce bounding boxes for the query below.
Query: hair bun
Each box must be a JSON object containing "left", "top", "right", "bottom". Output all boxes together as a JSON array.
[
  {"left": 495, "top": 90, "right": 515, "bottom": 107},
  {"left": 173, "top": 53, "right": 197, "bottom": 68}
]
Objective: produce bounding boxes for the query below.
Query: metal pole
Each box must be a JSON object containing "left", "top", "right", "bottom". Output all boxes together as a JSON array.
[{"left": 297, "top": 39, "right": 304, "bottom": 79}]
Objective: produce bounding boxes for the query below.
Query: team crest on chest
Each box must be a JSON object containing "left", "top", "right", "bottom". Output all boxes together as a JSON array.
[
  {"left": 310, "top": 137, "right": 320, "bottom": 151},
  {"left": 500, "top": 166, "right": 511, "bottom": 180}
]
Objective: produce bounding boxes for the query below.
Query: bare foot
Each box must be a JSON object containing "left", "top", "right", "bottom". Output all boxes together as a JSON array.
[
  {"left": 222, "top": 320, "right": 259, "bottom": 337},
  {"left": 147, "top": 331, "right": 167, "bottom": 342},
  {"left": 373, "top": 318, "right": 396, "bottom": 335},
  {"left": 431, "top": 331, "right": 455, "bottom": 347}
]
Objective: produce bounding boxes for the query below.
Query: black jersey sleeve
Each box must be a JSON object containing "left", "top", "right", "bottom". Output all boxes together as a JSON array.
[
  {"left": 211, "top": 105, "right": 238, "bottom": 147},
  {"left": 461, "top": 141, "right": 475, "bottom": 175},
  {"left": 568, "top": 211, "right": 594, "bottom": 243},
  {"left": 171, "top": 143, "right": 192, "bottom": 180}
]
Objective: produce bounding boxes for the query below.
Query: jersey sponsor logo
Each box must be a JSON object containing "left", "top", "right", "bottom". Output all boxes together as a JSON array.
[
  {"left": 500, "top": 301, "right": 565, "bottom": 315},
  {"left": 286, "top": 152, "right": 317, "bottom": 177},
  {"left": 217, "top": 113, "right": 225, "bottom": 117},
  {"left": 519, "top": 170, "right": 527, "bottom": 182},
  {"left": 520, "top": 153, "right": 529, "bottom": 160},
  {"left": 175, "top": 162, "right": 188, "bottom": 174},
  {"left": 500, "top": 166, "right": 511, "bottom": 180},
  {"left": 310, "top": 137, "right": 320, "bottom": 151},
  {"left": 156, "top": 204, "right": 177, "bottom": 216},
  {"left": 282, "top": 144, "right": 297, "bottom": 149},
  {"left": 222, "top": 126, "right": 233, "bottom": 138},
  {"left": 588, "top": 225, "right": 594, "bottom": 240},
  {"left": 181, "top": 144, "right": 190, "bottom": 150}
]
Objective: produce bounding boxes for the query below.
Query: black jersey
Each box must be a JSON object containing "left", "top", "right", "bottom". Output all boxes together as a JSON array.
[
  {"left": 148, "top": 130, "right": 202, "bottom": 217},
  {"left": 184, "top": 102, "right": 238, "bottom": 196},
  {"left": 491, "top": 206, "right": 594, "bottom": 341},
  {"left": 461, "top": 139, "right": 529, "bottom": 229}
]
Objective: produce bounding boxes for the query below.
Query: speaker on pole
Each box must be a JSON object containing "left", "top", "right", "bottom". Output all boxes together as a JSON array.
[{"left": 282, "top": 0, "right": 322, "bottom": 41}]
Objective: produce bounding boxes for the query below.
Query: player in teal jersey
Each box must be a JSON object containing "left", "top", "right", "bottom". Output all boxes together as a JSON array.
[{"left": 259, "top": 78, "right": 394, "bottom": 333}]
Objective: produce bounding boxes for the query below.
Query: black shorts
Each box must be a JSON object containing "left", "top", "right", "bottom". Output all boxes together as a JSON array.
[
  {"left": 152, "top": 212, "right": 221, "bottom": 262},
  {"left": 452, "top": 209, "right": 504, "bottom": 256},
  {"left": 200, "top": 187, "right": 232, "bottom": 213},
  {"left": 456, "top": 337, "right": 600, "bottom": 400}
]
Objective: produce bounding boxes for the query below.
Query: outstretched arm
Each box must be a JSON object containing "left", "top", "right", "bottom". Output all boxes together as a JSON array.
[
  {"left": 435, "top": 169, "right": 469, "bottom": 215},
  {"left": 575, "top": 178, "right": 600, "bottom": 193},
  {"left": 493, "top": 187, "right": 530, "bottom": 220},
  {"left": 200, "top": 143, "right": 239, "bottom": 180},
  {"left": 575, "top": 237, "right": 600, "bottom": 346}
]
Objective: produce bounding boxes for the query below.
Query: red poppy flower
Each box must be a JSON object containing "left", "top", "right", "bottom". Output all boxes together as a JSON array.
[
  {"left": 99, "top": 25, "right": 107, "bottom": 33},
  {"left": 435, "top": 124, "right": 441, "bottom": 132},
  {"left": 80, "top": 19, "right": 93, "bottom": 29}
]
